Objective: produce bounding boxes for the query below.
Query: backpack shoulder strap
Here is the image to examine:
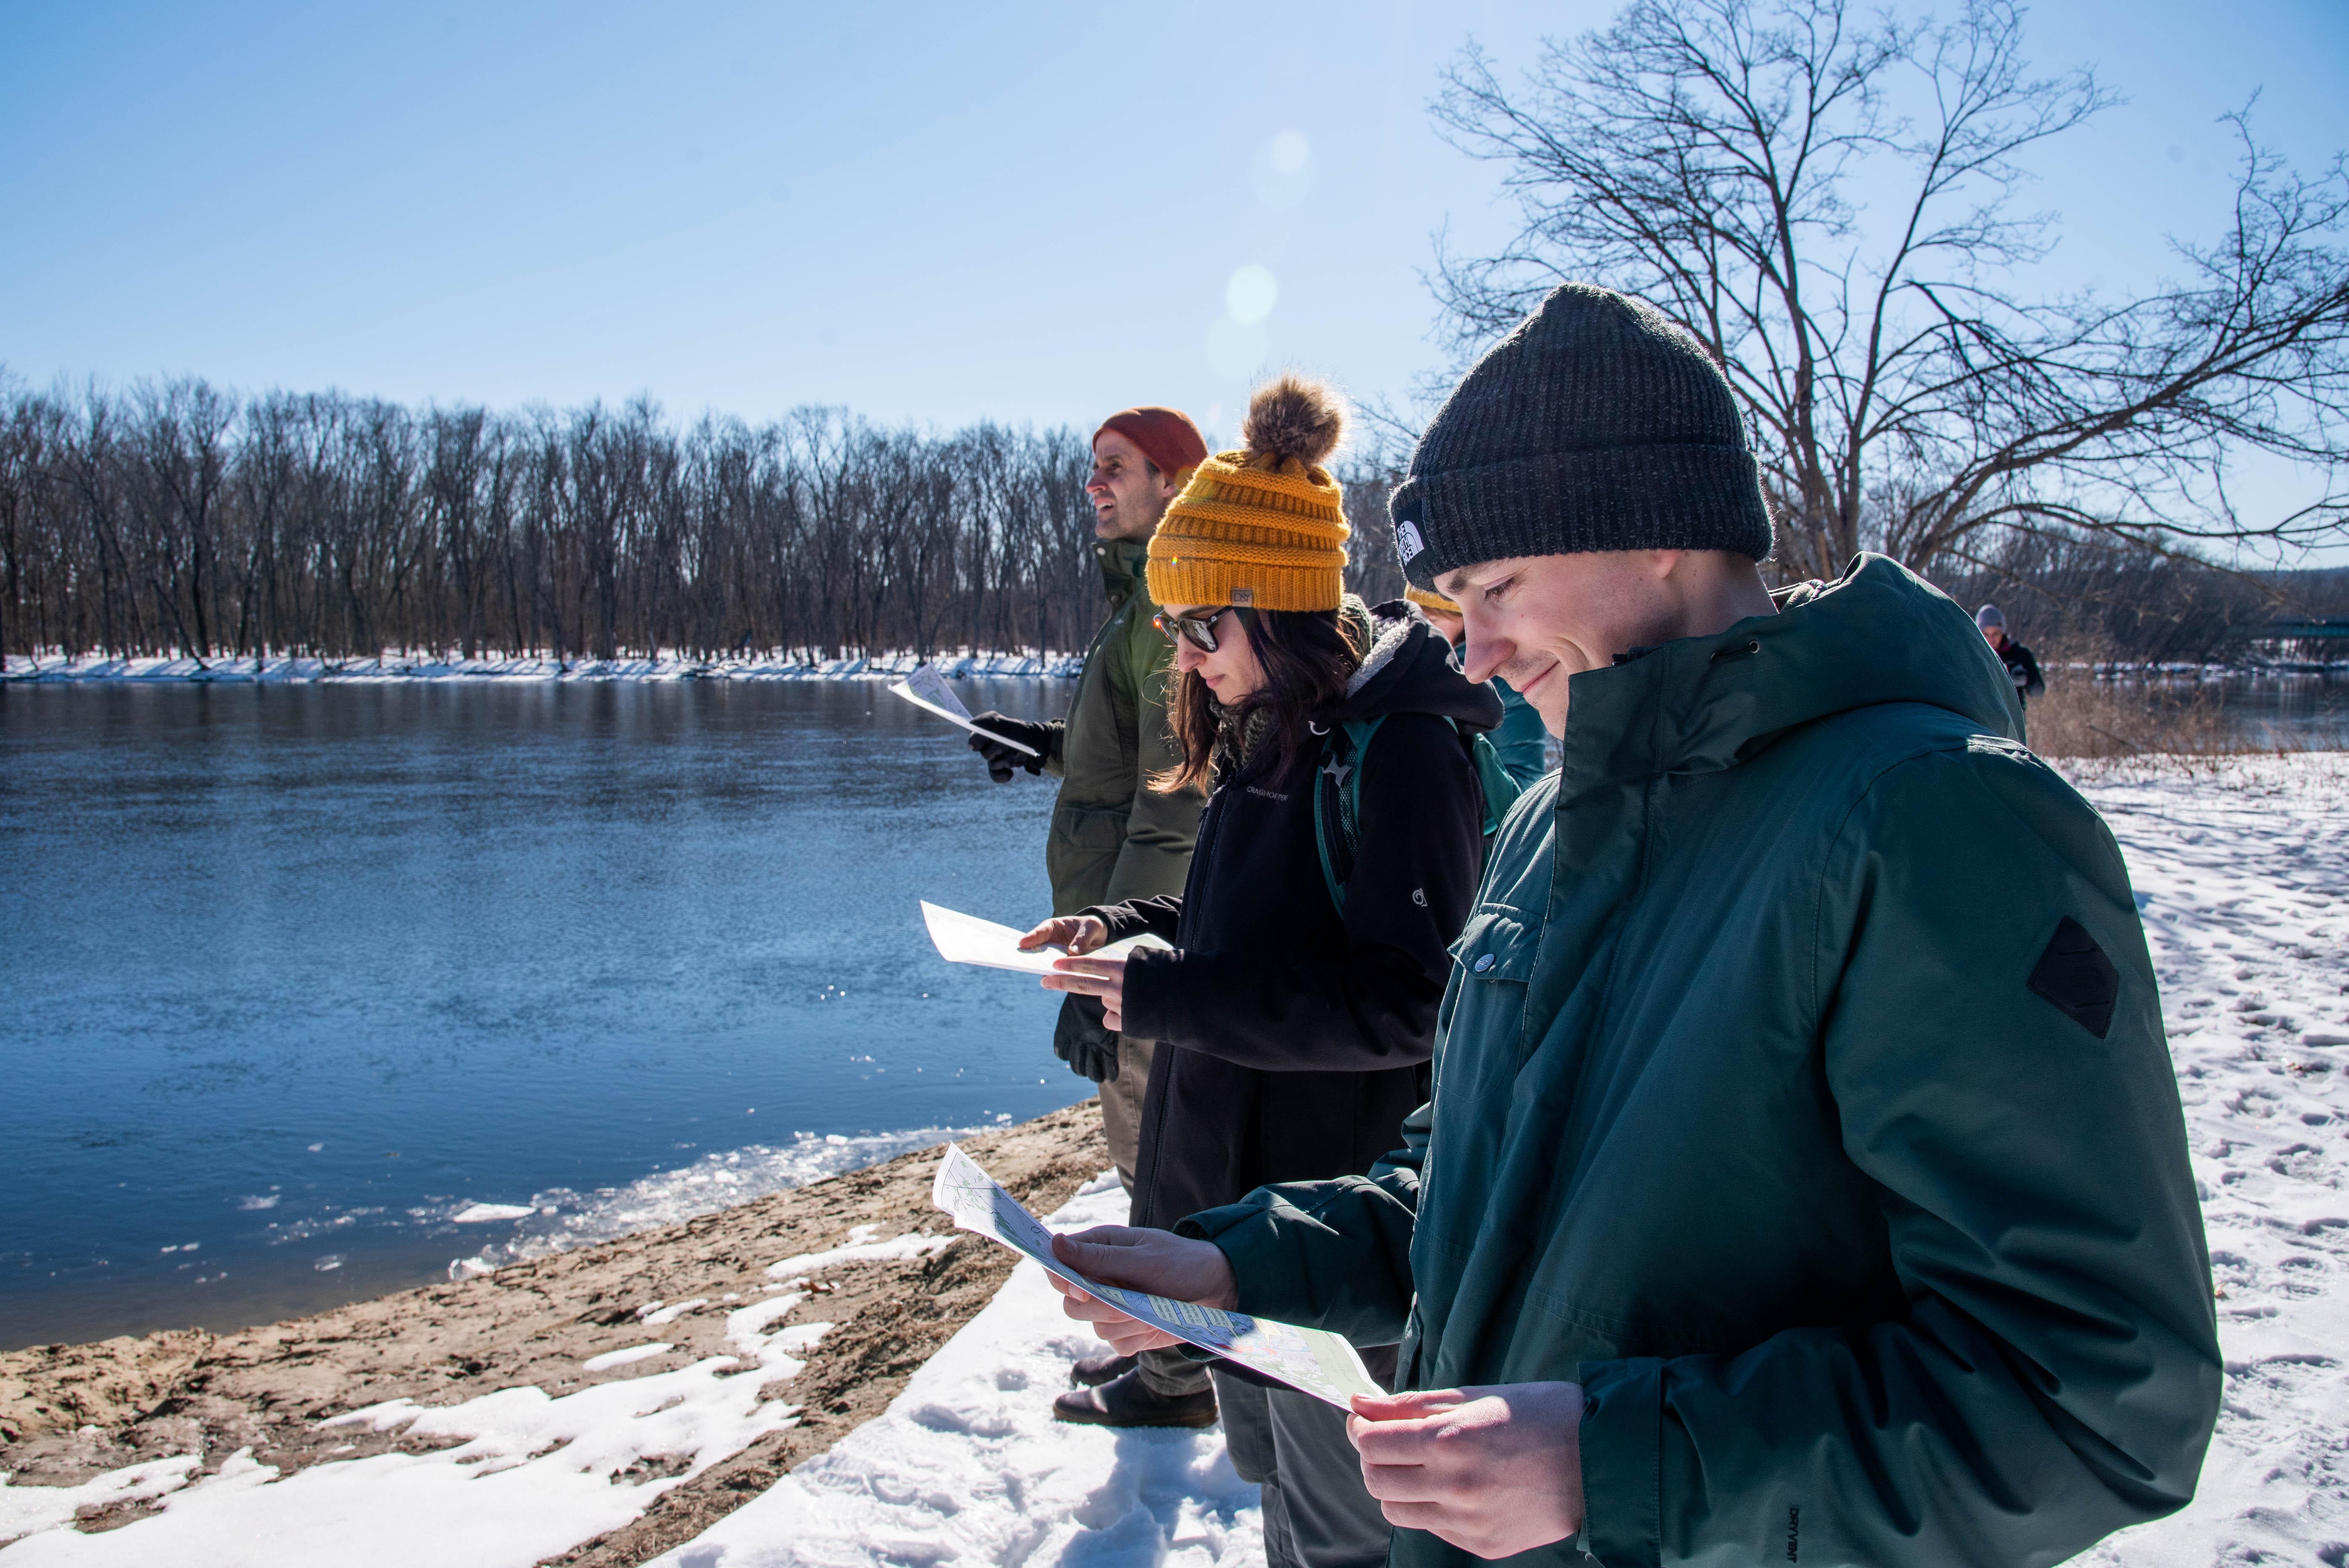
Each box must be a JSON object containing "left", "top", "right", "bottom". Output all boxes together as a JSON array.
[
  {"left": 1463, "top": 728, "right": 1525, "bottom": 837},
  {"left": 1313, "top": 715, "right": 1386, "bottom": 914},
  {"left": 1317, "top": 714, "right": 1524, "bottom": 908}
]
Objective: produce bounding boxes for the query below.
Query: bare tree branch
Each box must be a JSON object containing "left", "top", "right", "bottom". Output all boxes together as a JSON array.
[{"left": 1427, "top": 0, "right": 2349, "bottom": 579}]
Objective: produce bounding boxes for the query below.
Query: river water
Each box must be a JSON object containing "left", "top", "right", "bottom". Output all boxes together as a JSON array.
[
  {"left": 2138, "top": 669, "right": 2349, "bottom": 748},
  {"left": 0, "top": 680, "right": 1088, "bottom": 1351}
]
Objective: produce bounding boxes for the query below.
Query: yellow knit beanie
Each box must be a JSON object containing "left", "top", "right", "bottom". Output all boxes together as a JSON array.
[
  {"left": 1147, "top": 374, "right": 1349, "bottom": 612},
  {"left": 1404, "top": 584, "right": 1460, "bottom": 615}
]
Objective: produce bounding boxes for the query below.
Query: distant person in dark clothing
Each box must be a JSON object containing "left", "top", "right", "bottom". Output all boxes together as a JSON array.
[{"left": 1977, "top": 603, "right": 2046, "bottom": 704}]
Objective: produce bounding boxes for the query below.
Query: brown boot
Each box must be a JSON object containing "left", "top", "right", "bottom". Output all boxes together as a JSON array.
[
  {"left": 1051, "top": 1367, "right": 1218, "bottom": 1429},
  {"left": 1069, "top": 1351, "right": 1139, "bottom": 1388}
]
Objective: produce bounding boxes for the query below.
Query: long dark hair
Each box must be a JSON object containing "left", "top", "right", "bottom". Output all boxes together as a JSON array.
[{"left": 1154, "top": 607, "right": 1367, "bottom": 793}]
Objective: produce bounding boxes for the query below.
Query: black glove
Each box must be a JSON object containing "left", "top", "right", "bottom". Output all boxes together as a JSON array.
[
  {"left": 1052, "top": 992, "right": 1120, "bottom": 1083},
  {"left": 968, "top": 712, "right": 1052, "bottom": 783}
]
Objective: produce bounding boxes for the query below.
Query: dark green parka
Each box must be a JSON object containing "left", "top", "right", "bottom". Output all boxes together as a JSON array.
[
  {"left": 1043, "top": 537, "right": 1201, "bottom": 917},
  {"left": 1183, "top": 556, "right": 2219, "bottom": 1568},
  {"left": 1487, "top": 675, "right": 1549, "bottom": 788}
]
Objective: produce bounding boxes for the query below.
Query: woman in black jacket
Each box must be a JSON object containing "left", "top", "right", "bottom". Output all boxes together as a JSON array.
[{"left": 1022, "top": 375, "right": 1496, "bottom": 1568}]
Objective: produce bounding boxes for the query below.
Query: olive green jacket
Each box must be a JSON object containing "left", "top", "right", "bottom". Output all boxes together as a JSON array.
[
  {"left": 1044, "top": 537, "right": 1200, "bottom": 917},
  {"left": 1183, "top": 556, "right": 2219, "bottom": 1568}
]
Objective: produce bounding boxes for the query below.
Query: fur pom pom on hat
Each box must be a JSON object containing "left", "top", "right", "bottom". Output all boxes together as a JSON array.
[{"left": 1147, "top": 374, "right": 1352, "bottom": 614}]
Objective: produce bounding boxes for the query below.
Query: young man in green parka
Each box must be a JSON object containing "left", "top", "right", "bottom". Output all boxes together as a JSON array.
[{"left": 1046, "top": 285, "right": 2221, "bottom": 1568}]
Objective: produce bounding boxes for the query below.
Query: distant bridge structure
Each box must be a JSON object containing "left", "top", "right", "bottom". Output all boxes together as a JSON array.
[{"left": 2231, "top": 618, "right": 2349, "bottom": 663}]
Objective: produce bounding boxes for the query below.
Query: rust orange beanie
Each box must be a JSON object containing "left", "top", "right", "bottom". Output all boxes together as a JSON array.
[
  {"left": 1094, "top": 406, "right": 1208, "bottom": 484},
  {"left": 1147, "top": 375, "right": 1350, "bottom": 613}
]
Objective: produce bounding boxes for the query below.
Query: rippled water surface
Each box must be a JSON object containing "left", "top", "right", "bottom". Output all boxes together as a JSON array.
[
  {"left": 0, "top": 680, "right": 1089, "bottom": 1350},
  {"left": 2177, "top": 669, "right": 2349, "bottom": 747}
]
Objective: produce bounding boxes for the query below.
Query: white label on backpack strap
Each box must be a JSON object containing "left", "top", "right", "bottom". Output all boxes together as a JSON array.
[{"left": 1396, "top": 521, "right": 1425, "bottom": 561}]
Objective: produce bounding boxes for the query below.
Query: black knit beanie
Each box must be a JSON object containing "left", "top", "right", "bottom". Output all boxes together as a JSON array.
[{"left": 1391, "top": 284, "right": 1773, "bottom": 589}]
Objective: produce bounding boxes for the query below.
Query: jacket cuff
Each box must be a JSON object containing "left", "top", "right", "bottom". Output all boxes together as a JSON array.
[
  {"left": 1080, "top": 902, "right": 1147, "bottom": 943},
  {"left": 1116, "top": 947, "right": 1181, "bottom": 1044},
  {"left": 1173, "top": 1197, "right": 1298, "bottom": 1322},
  {"left": 1044, "top": 719, "right": 1067, "bottom": 778},
  {"left": 1575, "top": 1358, "right": 1663, "bottom": 1568}
]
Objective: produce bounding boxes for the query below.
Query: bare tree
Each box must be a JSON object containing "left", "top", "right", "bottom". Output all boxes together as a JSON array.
[{"left": 1430, "top": 0, "right": 2349, "bottom": 580}]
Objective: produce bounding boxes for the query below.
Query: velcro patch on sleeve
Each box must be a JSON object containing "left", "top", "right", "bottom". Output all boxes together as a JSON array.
[{"left": 2027, "top": 916, "right": 2121, "bottom": 1039}]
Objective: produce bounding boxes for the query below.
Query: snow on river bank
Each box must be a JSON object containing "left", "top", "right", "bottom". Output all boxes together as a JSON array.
[
  {"left": 0, "top": 650, "right": 1082, "bottom": 683},
  {"left": 1, "top": 754, "right": 2343, "bottom": 1567},
  {"left": 0, "top": 1175, "right": 1255, "bottom": 1568},
  {"left": 642, "top": 1174, "right": 1260, "bottom": 1568}
]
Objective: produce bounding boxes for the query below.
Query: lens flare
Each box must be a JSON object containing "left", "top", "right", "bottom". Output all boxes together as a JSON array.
[{"left": 1226, "top": 264, "right": 1278, "bottom": 325}]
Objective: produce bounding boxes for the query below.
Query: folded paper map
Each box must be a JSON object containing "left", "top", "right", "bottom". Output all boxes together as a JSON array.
[
  {"left": 919, "top": 901, "right": 1169, "bottom": 977},
  {"left": 929, "top": 1143, "right": 1383, "bottom": 1409},
  {"left": 887, "top": 664, "right": 1038, "bottom": 756}
]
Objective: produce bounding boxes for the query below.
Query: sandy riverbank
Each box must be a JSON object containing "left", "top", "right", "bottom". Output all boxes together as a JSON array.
[{"left": 0, "top": 1104, "right": 1105, "bottom": 1565}]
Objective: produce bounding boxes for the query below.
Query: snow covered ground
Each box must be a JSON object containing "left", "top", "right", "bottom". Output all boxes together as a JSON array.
[
  {"left": 644, "top": 1175, "right": 1260, "bottom": 1568},
  {"left": 0, "top": 1276, "right": 838, "bottom": 1566},
  {"left": 1, "top": 754, "right": 2342, "bottom": 1567},
  {"left": 2067, "top": 753, "right": 2349, "bottom": 1567},
  {"left": 0, "top": 650, "right": 1082, "bottom": 683}
]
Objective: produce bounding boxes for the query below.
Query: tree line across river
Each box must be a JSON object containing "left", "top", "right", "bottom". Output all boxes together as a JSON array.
[
  {"left": 0, "top": 379, "right": 1407, "bottom": 670},
  {"left": 4, "top": 375, "right": 2338, "bottom": 674}
]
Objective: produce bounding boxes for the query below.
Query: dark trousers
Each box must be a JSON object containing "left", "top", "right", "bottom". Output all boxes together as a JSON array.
[{"left": 1213, "top": 1368, "right": 1394, "bottom": 1568}]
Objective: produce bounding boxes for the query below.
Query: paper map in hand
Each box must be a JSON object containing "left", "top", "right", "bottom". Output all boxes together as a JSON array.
[
  {"left": 887, "top": 664, "right": 1039, "bottom": 757},
  {"left": 919, "top": 902, "right": 1171, "bottom": 976},
  {"left": 930, "top": 1143, "right": 1382, "bottom": 1409}
]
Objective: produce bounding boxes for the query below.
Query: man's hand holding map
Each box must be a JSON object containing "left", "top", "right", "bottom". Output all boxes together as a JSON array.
[{"left": 930, "top": 1143, "right": 1383, "bottom": 1409}]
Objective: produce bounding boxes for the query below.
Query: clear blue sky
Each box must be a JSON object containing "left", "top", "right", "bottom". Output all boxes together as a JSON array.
[{"left": 3, "top": 0, "right": 2344, "bottom": 468}]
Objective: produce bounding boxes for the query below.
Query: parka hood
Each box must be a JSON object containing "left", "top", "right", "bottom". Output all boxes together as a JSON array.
[
  {"left": 1333, "top": 602, "right": 1505, "bottom": 735},
  {"left": 1558, "top": 553, "right": 2023, "bottom": 798}
]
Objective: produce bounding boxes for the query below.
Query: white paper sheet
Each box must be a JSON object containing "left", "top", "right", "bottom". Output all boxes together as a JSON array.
[
  {"left": 919, "top": 901, "right": 1168, "bottom": 975},
  {"left": 887, "top": 664, "right": 1039, "bottom": 757},
  {"left": 930, "top": 1143, "right": 1384, "bottom": 1409}
]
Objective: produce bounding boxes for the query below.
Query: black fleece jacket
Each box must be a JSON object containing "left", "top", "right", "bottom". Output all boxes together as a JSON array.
[{"left": 1092, "top": 611, "right": 1500, "bottom": 1241}]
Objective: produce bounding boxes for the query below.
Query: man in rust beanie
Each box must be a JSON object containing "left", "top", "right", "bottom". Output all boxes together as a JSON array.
[
  {"left": 966, "top": 406, "right": 1210, "bottom": 1406},
  {"left": 1095, "top": 407, "right": 1210, "bottom": 490}
]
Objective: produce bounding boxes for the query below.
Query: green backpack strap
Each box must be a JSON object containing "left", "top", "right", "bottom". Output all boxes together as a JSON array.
[
  {"left": 1313, "top": 716, "right": 1385, "bottom": 914},
  {"left": 1314, "top": 713, "right": 1525, "bottom": 914},
  {"left": 1463, "top": 728, "right": 1524, "bottom": 837}
]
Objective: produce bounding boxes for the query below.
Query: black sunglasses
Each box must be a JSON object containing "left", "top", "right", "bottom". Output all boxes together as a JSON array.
[{"left": 1154, "top": 606, "right": 1240, "bottom": 654}]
